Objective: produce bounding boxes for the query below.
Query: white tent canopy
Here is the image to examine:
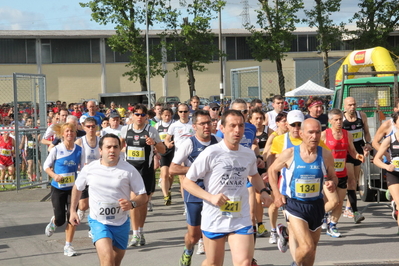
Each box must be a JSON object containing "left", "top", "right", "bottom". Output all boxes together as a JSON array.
[{"left": 285, "top": 80, "right": 334, "bottom": 97}]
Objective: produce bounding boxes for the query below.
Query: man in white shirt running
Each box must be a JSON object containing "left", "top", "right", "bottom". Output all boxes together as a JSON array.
[
  {"left": 69, "top": 134, "right": 147, "bottom": 266},
  {"left": 183, "top": 110, "right": 272, "bottom": 266},
  {"left": 265, "top": 95, "right": 285, "bottom": 131}
]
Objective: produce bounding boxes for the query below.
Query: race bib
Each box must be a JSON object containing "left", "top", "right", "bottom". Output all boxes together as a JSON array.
[
  {"left": 220, "top": 196, "right": 242, "bottom": 218},
  {"left": 334, "top": 158, "right": 346, "bottom": 172},
  {"left": 127, "top": 146, "right": 145, "bottom": 161},
  {"left": 1, "top": 149, "right": 11, "bottom": 156},
  {"left": 259, "top": 148, "right": 264, "bottom": 155},
  {"left": 57, "top": 172, "right": 75, "bottom": 188},
  {"left": 392, "top": 157, "right": 399, "bottom": 172},
  {"left": 159, "top": 132, "right": 167, "bottom": 141},
  {"left": 351, "top": 129, "right": 363, "bottom": 142},
  {"left": 27, "top": 141, "right": 34, "bottom": 148},
  {"left": 96, "top": 202, "right": 125, "bottom": 222},
  {"left": 295, "top": 178, "right": 321, "bottom": 199}
]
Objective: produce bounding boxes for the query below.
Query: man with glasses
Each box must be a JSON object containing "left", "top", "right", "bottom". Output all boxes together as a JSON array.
[
  {"left": 170, "top": 110, "right": 221, "bottom": 265},
  {"left": 265, "top": 95, "right": 286, "bottom": 131},
  {"left": 120, "top": 104, "right": 165, "bottom": 247}
]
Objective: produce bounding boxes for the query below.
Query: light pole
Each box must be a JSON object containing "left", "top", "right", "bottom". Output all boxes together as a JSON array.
[
  {"left": 146, "top": 0, "right": 152, "bottom": 108},
  {"left": 218, "top": 4, "right": 224, "bottom": 105}
]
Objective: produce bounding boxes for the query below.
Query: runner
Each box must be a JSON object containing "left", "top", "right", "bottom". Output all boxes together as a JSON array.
[
  {"left": 43, "top": 122, "right": 82, "bottom": 256},
  {"left": 41, "top": 108, "right": 69, "bottom": 146},
  {"left": 19, "top": 117, "right": 40, "bottom": 182},
  {"left": 0, "top": 130, "right": 15, "bottom": 187},
  {"left": 183, "top": 110, "right": 272, "bottom": 266},
  {"left": 342, "top": 97, "right": 372, "bottom": 221},
  {"left": 304, "top": 96, "right": 329, "bottom": 131},
  {"left": 120, "top": 104, "right": 165, "bottom": 247},
  {"left": 373, "top": 111, "right": 399, "bottom": 234},
  {"left": 69, "top": 133, "right": 148, "bottom": 265},
  {"left": 268, "top": 118, "right": 337, "bottom": 266},
  {"left": 321, "top": 109, "right": 365, "bottom": 238},
  {"left": 100, "top": 112, "right": 123, "bottom": 138},
  {"left": 169, "top": 110, "right": 221, "bottom": 265},
  {"left": 83, "top": 100, "right": 105, "bottom": 128},
  {"left": 154, "top": 107, "right": 175, "bottom": 206},
  {"left": 265, "top": 95, "right": 285, "bottom": 131}
]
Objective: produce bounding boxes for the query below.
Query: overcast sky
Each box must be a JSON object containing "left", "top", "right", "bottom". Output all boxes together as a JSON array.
[{"left": 0, "top": 0, "right": 360, "bottom": 31}]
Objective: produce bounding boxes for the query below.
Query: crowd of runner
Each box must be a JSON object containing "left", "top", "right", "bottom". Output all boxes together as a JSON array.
[{"left": 3, "top": 95, "right": 398, "bottom": 266}]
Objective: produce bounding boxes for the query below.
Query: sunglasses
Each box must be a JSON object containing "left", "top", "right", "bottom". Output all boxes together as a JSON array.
[
  {"left": 289, "top": 122, "right": 301, "bottom": 127},
  {"left": 211, "top": 107, "right": 220, "bottom": 111},
  {"left": 179, "top": 110, "right": 189, "bottom": 113},
  {"left": 85, "top": 125, "right": 96, "bottom": 128},
  {"left": 239, "top": 109, "right": 248, "bottom": 114},
  {"left": 134, "top": 113, "right": 146, "bottom": 117}
]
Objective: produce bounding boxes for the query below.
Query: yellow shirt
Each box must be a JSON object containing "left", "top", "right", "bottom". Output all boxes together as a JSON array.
[
  {"left": 116, "top": 107, "right": 126, "bottom": 118},
  {"left": 270, "top": 133, "right": 329, "bottom": 155}
]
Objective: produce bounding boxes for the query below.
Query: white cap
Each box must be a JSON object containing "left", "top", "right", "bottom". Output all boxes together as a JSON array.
[
  {"left": 287, "top": 110, "right": 304, "bottom": 125},
  {"left": 79, "top": 115, "right": 88, "bottom": 124}
]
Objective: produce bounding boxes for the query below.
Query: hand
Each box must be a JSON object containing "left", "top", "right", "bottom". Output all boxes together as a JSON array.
[
  {"left": 69, "top": 212, "right": 80, "bottom": 226},
  {"left": 145, "top": 135, "right": 155, "bottom": 146},
  {"left": 364, "top": 143, "right": 372, "bottom": 152},
  {"left": 256, "top": 158, "right": 265, "bottom": 168},
  {"left": 261, "top": 172, "right": 269, "bottom": 183},
  {"left": 53, "top": 174, "right": 63, "bottom": 182},
  {"left": 260, "top": 193, "right": 273, "bottom": 208},
  {"left": 324, "top": 180, "right": 336, "bottom": 193},
  {"left": 386, "top": 164, "right": 395, "bottom": 172},
  {"left": 273, "top": 193, "right": 286, "bottom": 208},
  {"left": 167, "top": 140, "right": 174, "bottom": 149},
  {"left": 118, "top": 198, "right": 132, "bottom": 211},
  {"left": 209, "top": 193, "right": 230, "bottom": 207},
  {"left": 356, "top": 154, "right": 365, "bottom": 163}
]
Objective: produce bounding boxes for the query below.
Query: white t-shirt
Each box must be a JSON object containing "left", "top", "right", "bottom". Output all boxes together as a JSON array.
[
  {"left": 266, "top": 110, "right": 279, "bottom": 131},
  {"left": 172, "top": 135, "right": 222, "bottom": 167},
  {"left": 186, "top": 140, "right": 257, "bottom": 233},
  {"left": 43, "top": 124, "right": 55, "bottom": 140},
  {"left": 75, "top": 159, "right": 146, "bottom": 226},
  {"left": 167, "top": 120, "right": 195, "bottom": 151},
  {"left": 100, "top": 125, "right": 124, "bottom": 138}
]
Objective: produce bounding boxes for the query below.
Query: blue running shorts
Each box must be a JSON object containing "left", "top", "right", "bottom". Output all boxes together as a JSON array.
[{"left": 88, "top": 216, "right": 130, "bottom": 250}]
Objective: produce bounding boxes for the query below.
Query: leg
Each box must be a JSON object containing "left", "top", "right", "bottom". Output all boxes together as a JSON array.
[
  {"left": 330, "top": 187, "right": 347, "bottom": 224},
  {"left": 27, "top": 160, "right": 34, "bottom": 181},
  {"left": 228, "top": 233, "right": 254, "bottom": 266},
  {"left": 287, "top": 217, "right": 321, "bottom": 266},
  {"left": 202, "top": 235, "right": 226, "bottom": 266},
  {"left": 388, "top": 183, "right": 399, "bottom": 227},
  {"left": 79, "top": 198, "right": 90, "bottom": 211},
  {"left": 184, "top": 225, "right": 202, "bottom": 251},
  {"left": 7, "top": 165, "right": 14, "bottom": 182},
  {"left": 160, "top": 166, "right": 170, "bottom": 197},
  {"left": 346, "top": 163, "right": 357, "bottom": 210},
  {"left": 95, "top": 238, "right": 116, "bottom": 266},
  {"left": 112, "top": 246, "right": 126, "bottom": 266},
  {"left": 323, "top": 184, "right": 339, "bottom": 213}
]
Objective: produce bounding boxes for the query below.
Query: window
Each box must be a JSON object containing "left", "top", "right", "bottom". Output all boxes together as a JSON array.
[
  {"left": 236, "top": 37, "right": 252, "bottom": 60},
  {"left": 51, "top": 39, "right": 91, "bottom": 63},
  {"left": 0, "top": 39, "right": 36, "bottom": 64},
  {"left": 226, "top": 37, "right": 236, "bottom": 60},
  {"left": 349, "top": 85, "right": 391, "bottom": 107},
  {"left": 298, "top": 35, "right": 308, "bottom": 52}
]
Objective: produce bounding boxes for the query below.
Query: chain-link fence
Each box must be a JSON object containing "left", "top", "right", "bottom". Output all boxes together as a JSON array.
[{"left": 0, "top": 73, "right": 48, "bottom": 190}]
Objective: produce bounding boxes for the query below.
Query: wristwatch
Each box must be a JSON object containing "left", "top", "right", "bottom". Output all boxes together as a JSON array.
[{"left": 131, "top": 201, "right": 137, "bottom": 209}]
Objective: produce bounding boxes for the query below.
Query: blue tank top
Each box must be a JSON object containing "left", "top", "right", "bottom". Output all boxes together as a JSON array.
[{"left": 281, "top": 146, "right": 326, "bottom": 201}]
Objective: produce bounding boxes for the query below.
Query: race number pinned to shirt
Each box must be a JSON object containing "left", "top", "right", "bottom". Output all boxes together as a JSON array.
[
  {"left": 392, "top": 157, "right": 399, "bottom": 172},
  {"left": 220, "top": 196, "right": 242, "bottom": 218},
  {"left": 127, "top": 146, "right": 145, "bottom": 161},
  {"left": 159, "top": 132, "right": 168, "bottom": 141},
  {"left": 1, "top": 149, "right": 11, "bottom": 156},
  {"left": 334, "top": 158, "right": 346, "bottom": 172},
  {"left": 57, "top": 172, "right": 75, "bottom": 188},
  {"left": 295, "top": 178, "right": 321, "bottom": 199},
  {"left": 351, "top": 129, "right": 363, "bottom": 142},
  {"left": 28, "top": 141, "right": 34, "bottom": 149},
  {"left": 96, "top": 202, "right": 125, "bottom": 222}
]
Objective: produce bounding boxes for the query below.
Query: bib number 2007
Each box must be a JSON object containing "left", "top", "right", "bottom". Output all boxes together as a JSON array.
[{"left": 99, "top": 206, "right": 121, "bottom": 216}]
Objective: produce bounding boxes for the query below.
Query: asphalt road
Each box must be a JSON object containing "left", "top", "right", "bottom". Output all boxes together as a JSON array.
[{"left": 1, "top": 187, "right": 399, "bottom": 266}]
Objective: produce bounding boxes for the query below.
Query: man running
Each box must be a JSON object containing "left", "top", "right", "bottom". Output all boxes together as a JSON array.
[
  {"left": 69, "top": 134, "right": 148, "bottom": 266},
  {"left": 265, "top": 95, "right": 285, "bottom": 131},
  {"left": 183, "top": 110, "right": 272, "bottom": 266},
  {"left": 268, "top": 118, "right": 337, "bottom": 266},
  {"left": 170, "top": 110, "right": 221, "bottom": 265}
]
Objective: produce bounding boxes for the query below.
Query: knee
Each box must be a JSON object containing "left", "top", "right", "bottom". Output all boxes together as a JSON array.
[
  {"left": 301, "top": 242, "right": 316, "bottom": 257},
  {"left": 54, "top": 217, "right": 65, "bottom": 227}
]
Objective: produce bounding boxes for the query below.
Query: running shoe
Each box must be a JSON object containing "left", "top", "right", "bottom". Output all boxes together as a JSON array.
[
  {"left": 164, "top": 195, "right": 171, "bottom": 206},
  {"left": 179, "top": 250, "right": 192, "bottom": 266},
  {"left": 269, "top": 230, "right": 277, "bottom": 244},
  {"left": 196, "top": 240, "right": 205, "bottom": 255},
  {"left": 128, "top": 234, "right": 141, "bottom": 247},
  {"left": 386, "top": 190, "right": 392, "bottom": 201},
  {"left": 147, "top": 201, "right": 153, "bottom": 212},
  {"left": 251, "top": 258, "right": 258, "bottom": 266},
  {"left": 64, "top": 245, "right": 77, "bottom": 257},
  {"left": 139, "top": 234, "right": 146, "bottom": 246},
  {"left": 343, "top": 209, "right": 354, "bottom": 218},
  {"left": 257, "top": 224, "right": 268, "bottom": 237},
  {"left": 326, "top": 225, "right": 341, "bottom": 238},
  {"left": 88, "top": 230, "right": 93, "bottom": 239},
  {"left": 353, "top": 211, "right": 365, "bottom": 224},
  {"left": 392, "top": 201, "right": 398, "bottom": 221},
  {"left": 276, "top": 224, "right": 289, "bottom": 253},
  {"left": 45, "top": 216, "right": 56, "bottom": 237},
  {"left": 77, "top": 209, "right": 86, "bottom": 222}
]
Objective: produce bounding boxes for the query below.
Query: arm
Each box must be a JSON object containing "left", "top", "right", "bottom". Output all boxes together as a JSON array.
[
  {"left": 248, "top": 173, "right": 273, "bottom": 207},
  {"left": 322, "top": 149, "right": 338, "bottom": 192},
  {"left": 164, "top": 134, "right": 174, "bottom": 149},
  {"left": 154, "top": 141, "right": 166, "bottom": 154},
  {"left": 183, "top": 177, "right": 229, "bottom": 207},
  {"left": 373, "top": 137, "right": 394, "bottom": 172},
  {"left": 169, "top": 163, "right": 189, "bottom": 176},
  {"left": 372, "top": 120, "right": 390, "bottom": 150},
  {"left": 69, "top": 185, "right": 83, "bottom": 225},
  {"left": 347, "top": 133, "right": 364, "bottom": 162},
  {"left": 263, "top": 134, "right": 276, "bottom": 162},
  {"left": 361, "top": 112, "right": 372, "bottom": 143},
  {"left": 41, "top": 138, "right": 53, "bottom": 146}
]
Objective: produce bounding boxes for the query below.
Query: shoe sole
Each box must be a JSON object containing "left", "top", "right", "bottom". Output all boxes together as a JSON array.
[
  {"left": 392, "top": 201, "right": 398, "bottom": 221},
  {"left": 326, "top": 231, "right": 341, "bottom": 238},
  {"left": 354, "top": 215, "right": 365, "bottom": 224},
  {"left": 276, "top": 225, "right": 288, "bottom": 253}
]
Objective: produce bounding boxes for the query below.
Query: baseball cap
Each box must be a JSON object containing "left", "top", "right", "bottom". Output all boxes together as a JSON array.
[
  {"left": 110, "top": 112, "right": 121, "bottom": 118},
  {"left": 287, "top": 110, "right": 304, "bottom": 125},
  {"left": 79, "top": 115, "right": 88, "bottom": 124},
  {"left": 209, "top": 103, "right": 220, "bottom": 109}
]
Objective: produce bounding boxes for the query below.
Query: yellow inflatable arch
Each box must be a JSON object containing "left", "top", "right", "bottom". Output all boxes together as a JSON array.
[{"left": 335, "top": 46, "right": 397, "bottom": 85}]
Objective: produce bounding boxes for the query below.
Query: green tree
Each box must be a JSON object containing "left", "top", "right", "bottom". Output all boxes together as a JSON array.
[
  {"left": 80, "top": 0, "right": 171, "bottom": 91},
  {"left": 350, "top": 0, "right": 399, "bottom": 51},
  {"left": 246, "top": 0, "right": 304, "bottom": 96},
  {"left": 164, "top": 0, "right": 225, "bottom": 98},
  {"left": 304, "top": 0, "right": 345, "bottom": 88}
]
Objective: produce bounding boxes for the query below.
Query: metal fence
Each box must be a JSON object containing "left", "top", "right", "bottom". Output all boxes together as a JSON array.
[{"left": 0, "top": 73, "right": 48, "bottom": 190}]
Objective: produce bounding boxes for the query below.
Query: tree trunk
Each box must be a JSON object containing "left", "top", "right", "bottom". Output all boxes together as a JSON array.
[
  {"left": 276, "top": 58, "right": 285, "bottom": 96},
  {"left": 139, "top": 75, "right": 147, "bottom": 92},
  {"left": 322, "top": 50, "right": 330, "bottom": 89},
  {"left": 187, "top": 64, "right": 196, "bottom": 98}
]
